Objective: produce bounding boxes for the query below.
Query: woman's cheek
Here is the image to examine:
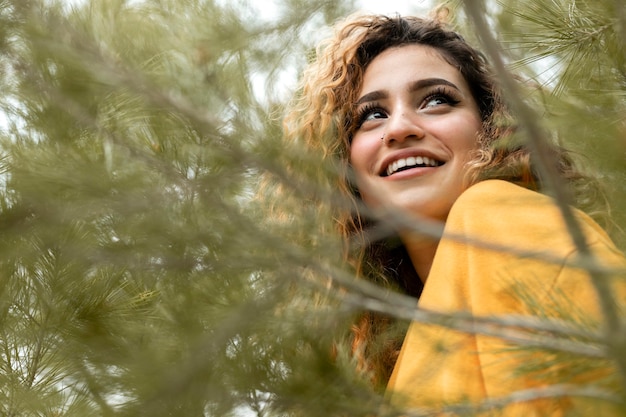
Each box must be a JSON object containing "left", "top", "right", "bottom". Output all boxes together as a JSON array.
[{"left": 349, "top": 133, "right": 379, "bottom": 172}]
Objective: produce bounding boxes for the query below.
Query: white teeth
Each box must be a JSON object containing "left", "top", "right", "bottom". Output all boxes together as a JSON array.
[{"left": 385, "top": 155, "right": 440, "bottom": 176}]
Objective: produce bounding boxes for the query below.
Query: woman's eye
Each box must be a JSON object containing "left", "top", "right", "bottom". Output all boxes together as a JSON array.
[
  {"left": 356, "top": 105, "right": 387, "bottom": 126},
  {"left": 423, "top": 94, "right": 454, "bottom": 108},
  {"left": 422, "top": 89, "right": 460, "bottom": 109},
  {"left": 363, "top": 109, "right": 386, "bottom": 121}
]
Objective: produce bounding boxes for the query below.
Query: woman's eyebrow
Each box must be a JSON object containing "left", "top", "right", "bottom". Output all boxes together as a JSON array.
[
  {"left": 355, "top": 78, "right": 462, "bottom": 106},
  {"left": 410, "top": 78, "right": 461, "bottom": 92},
  {"left": 355, "top": 90, "right": 387, "bottom": 106}
]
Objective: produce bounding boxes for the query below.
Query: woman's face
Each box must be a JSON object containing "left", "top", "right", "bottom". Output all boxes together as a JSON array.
[{"left": 349, "top": 44, "right": 482, "bottom": 223}]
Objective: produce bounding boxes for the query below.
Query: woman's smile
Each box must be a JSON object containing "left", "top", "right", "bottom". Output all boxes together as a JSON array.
[{"left": 380, "top": 150, "right": 444, "bottom": 178}]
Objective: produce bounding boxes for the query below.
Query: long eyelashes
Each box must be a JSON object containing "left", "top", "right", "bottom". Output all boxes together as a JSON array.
[
  {"left": 354, "top": 86, "right": 461, "bottom": 129},
  {"left": 423, "top": 87, "right": 460, "bottom": 107},
  {"left": 355, "top": 103, "right": 386, "bottom": 127}
]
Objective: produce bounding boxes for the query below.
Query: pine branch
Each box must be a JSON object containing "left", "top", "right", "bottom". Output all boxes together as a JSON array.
[
  {"left": 401, "top": 384, "right": 622, "bottom": 417},
  {"left": 353, "top": 192, "right": 626, "bottom": 276},
  {"left": 213, "top": 187, "right": 615, "bottom": 358},
  {"left": 462, "top": 0, "right": 626, "bottom": 391}
]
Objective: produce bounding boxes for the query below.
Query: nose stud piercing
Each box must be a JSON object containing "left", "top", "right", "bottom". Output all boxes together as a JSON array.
[{"left": 381, "top": 133, "right": 386, "bottom": 144}]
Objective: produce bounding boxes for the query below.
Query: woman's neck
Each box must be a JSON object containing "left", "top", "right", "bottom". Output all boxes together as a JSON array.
[{"left": 400, "top": 233, "right": 440, "bottom": 284}]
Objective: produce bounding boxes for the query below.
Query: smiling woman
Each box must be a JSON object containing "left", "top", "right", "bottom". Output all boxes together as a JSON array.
[
  {"left": 350, "top": 44, "right": 482, "bottom": 280},
  {"left": 281, "top": 10, "right": 626, "bottom": 417}
]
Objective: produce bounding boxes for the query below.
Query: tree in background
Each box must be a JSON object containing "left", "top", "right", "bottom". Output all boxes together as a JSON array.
[
  {"left": 0, "top": 0, "right": 623, "bottom": 416},
  {"left": 0, "top": 1, "right": 375, "bottom": 415},
  {"left": 490, "top": 0, "right": 626, "bottom": 248}
]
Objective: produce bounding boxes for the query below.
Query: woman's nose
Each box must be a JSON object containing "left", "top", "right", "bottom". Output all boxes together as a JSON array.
[{"left": 383, "top": 111, "right": 425, "bottom": 145}]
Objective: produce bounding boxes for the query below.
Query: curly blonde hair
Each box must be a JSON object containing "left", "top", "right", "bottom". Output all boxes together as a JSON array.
[{"left": 281, "top": 12, "right": 604, "bottom": 387}]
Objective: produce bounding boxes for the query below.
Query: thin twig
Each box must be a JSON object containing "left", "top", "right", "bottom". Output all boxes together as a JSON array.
[
  {"left": 208, "top": 195, "right": 609, "bottom": 358},
  {"left": 401, "top": 383, "right": 622, "bottom": 417},
  {"left": 461, "top": 0, "right": 626, "bottom": 388}
]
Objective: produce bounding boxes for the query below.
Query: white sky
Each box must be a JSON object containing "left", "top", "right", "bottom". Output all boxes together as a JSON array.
[
  {"left": 251, "top": 0, "right": 435, "bottom": 20},
  {"left": 355, "top": 0, "right": 434, "bottom": 15}
]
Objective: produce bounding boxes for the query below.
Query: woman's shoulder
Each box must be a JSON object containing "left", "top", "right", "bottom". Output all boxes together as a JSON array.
[
  {"left": 447, "top": 179, "right": 619, "bottom": 254},
  {"left": 452, "top": 179, "right": 595, "bottom": 227},
  {"left": 449, "top": 179, "right": 562, "bottom": 227},
  {"left": 454, "top": 179, "right": 546, "bottom": 208}
]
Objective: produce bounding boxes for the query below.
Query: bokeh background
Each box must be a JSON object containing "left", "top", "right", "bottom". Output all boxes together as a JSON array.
[{"left": 0, "top": 0, "right": 624, "bottom": 416}]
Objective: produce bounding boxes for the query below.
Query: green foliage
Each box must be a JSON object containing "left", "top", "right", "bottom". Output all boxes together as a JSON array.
[
  {"left": 493, "top": 0, "right": 626, "bottom": 247},
  {"left": 0, "top": 0, "right": 624, "bottom": 416},
  {"left": 0, "top": 0, "right": 377, "bottom": 415}
]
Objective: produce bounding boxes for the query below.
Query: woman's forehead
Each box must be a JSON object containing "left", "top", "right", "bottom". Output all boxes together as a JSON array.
[{"left": 358, "top": 45, "right": 470, "bottom": 97}]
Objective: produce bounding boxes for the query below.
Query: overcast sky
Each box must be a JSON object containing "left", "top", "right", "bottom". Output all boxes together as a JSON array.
[{"left": 357, "top": 0, "right": 433, "bottom": 14}]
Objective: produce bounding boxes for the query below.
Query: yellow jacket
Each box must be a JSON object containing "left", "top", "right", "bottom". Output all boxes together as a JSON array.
[{"left": 386, "top": 180, "right": 626, "bottom": 416}]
